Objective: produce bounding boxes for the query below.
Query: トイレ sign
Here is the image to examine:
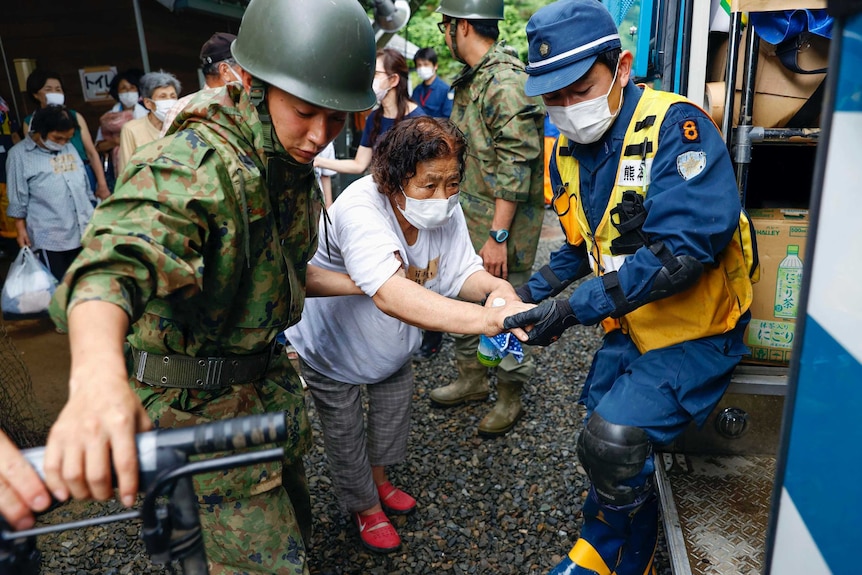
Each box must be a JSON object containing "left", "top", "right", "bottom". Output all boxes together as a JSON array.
[{"left": 78, "top": 66, "right": 117, "bottom": 102}]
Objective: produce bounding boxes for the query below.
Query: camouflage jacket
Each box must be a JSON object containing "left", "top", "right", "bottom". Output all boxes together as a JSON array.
[
  {"left": 49, "top": 84, "right": 320, "bottom": 501},
  {"left": 450, "top": 42, "right": 545, "bottom": 273}
]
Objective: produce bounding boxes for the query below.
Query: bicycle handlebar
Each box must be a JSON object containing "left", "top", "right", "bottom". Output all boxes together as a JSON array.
[
  {"left": 1, "top": 412, "right": 288, "bottom": 575},
  {"left": 20, "top": 411, "right": 286, "bottom": 490}
]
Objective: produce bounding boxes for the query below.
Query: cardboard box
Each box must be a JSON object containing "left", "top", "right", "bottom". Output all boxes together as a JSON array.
[
  {"left": 743, "top": 208, "right": 809, "bottom": 365},
  {"left": 706, "top": 31, "right": 828, "bottom": 128}
]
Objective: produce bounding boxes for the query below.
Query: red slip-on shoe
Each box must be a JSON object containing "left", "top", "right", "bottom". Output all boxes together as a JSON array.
[
  {"left": 354, "top": 510, "right": 401, "bottom": 553},
  {"left": 377, "top": 481, "right": 416, "bottom": 515}
]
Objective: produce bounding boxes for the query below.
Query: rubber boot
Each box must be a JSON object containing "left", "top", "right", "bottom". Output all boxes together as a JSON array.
[
  {"left": 548, "top": 487, "right": 658, "bottom": 575},
  {"left": 429, "top": 359, "right": 489, "bottom": 406},
  {"left": 478, "top": 381, "right": 524, "bottom": 437}
]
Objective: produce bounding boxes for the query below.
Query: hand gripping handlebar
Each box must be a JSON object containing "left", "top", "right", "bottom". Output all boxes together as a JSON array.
[{"left": 0, "top": 412, "right": 288, "bottom": 575}]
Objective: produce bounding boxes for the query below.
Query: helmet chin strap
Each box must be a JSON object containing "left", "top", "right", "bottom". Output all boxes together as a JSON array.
[
  {"left": 248, "top": 77, "right": 312, "bottom": 194},
  {"left": 249, "top": 77, "right": 280, "bottom": 158},
  {"left": 449, "top": 18, "right": 466, "bottom": 64}
]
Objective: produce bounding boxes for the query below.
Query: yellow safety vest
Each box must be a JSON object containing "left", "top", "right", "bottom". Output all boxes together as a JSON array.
[{"left": 552, "top": 86, "right": 759, "bottom": 353}]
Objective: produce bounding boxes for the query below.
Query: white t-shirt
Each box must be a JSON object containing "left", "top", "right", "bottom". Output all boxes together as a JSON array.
[{"left": 287, "top": 175, "right": 483, "bottom": 383}]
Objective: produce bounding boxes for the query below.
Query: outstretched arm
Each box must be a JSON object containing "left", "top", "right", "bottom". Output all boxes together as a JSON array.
[
  {"left": 372, "top": 271, "right": 531, "bottom": 336},
  {"left": 313, "top": 145, "right": 373, "bottom": 175}
]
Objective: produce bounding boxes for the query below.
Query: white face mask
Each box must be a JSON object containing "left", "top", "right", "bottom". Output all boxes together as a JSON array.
[
  {"left": 416, "top": 66, "right": 434, "bottom": 82},
  {"left": 397, "top": 189, "right": 460, "bottom": 230},
  {"left": 118, "top": 91, "right": 139, "bottom": 109},
  {"left": 546, "top": 64, "right": 623, "bottom": 145},
  {"left": 225, "top": 65, "right": 243, "bottom": 85},
  {"left": 44, "top": 92, "right": 65, "bottom": 106},
  {"left": 372, "top": 78, "right": 390, "bottom": 104},
  {"left": 41, "top": 137, "right": 65, "bottom": 152},
  {"left": 152, "top": 98, "right": 178, "bottom": 122}
]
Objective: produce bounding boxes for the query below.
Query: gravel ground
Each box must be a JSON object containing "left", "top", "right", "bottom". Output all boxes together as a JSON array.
[{"left": 27, "top": 211, "right": 673, "bottom": 574}]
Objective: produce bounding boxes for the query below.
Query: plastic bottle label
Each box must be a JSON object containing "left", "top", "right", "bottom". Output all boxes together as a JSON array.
[{"left": 774, "top": 246, "right": 803, "bottom": 319}]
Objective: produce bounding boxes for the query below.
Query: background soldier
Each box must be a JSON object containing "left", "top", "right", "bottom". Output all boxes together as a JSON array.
[{"left": 429, "top": 0, "right": 545, "bottom": 437}]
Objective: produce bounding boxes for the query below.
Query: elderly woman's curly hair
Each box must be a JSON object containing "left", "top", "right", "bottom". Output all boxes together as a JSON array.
[{"left": 371, "top": 116, "right": 468, "bottom": 198}]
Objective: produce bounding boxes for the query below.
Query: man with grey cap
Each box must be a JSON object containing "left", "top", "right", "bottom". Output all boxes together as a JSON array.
[
  {"left": 199, "top": 32, "right": 244, "bottom": 88},
  {"left": 160, "top": 32, "right": 245, "bottom": 136},
  {"left": 503, "top": 0, "right": 757, "bottom": 573}
]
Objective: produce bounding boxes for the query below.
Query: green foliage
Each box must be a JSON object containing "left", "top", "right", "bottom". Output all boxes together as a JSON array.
[{"left": 401, "top": 0, "right": 549, "bottom": 85}]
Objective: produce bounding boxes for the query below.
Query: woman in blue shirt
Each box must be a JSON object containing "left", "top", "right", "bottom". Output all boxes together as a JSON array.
[{"left": 6, "top": 106, "right": 94, "bottom": 280}]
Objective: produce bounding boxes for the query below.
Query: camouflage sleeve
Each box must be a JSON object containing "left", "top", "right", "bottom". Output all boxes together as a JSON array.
[
  {"left": 483, "top": 67, "right": 544, "bottom": 203},
  {"left": 49, "top": 132, "right": 233, "bottom": 330}
]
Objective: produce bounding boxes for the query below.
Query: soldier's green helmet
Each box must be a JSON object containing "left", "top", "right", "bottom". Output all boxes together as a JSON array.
[
  {"left": 435, "top": 0, "right": 504, "bottom": 20},
  {"left": 232, "top": 0, "right": 376, "bottom": 112}
]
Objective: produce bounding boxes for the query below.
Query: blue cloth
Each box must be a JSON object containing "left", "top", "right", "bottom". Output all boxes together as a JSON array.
[
  {"left": 484, "top": 332, "right": 525, "bottom": 363},
  {"left": 544, "top": 113, "right": 560, "bottom": 139},
  {"left": 411, "top": 76, "right": 453, "bottom": 118},
  {"left": 750, "top": 9, "right": 833, "bottom": 44},
  {"left": 5, "top": 135, "right": 94, "bottom": 252},
  {"left": 359, "top": 106, "right": 428, "bottom": 149}
]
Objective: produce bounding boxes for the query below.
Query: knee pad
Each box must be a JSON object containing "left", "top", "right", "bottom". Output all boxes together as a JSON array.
[{"left": 576, "top": 412, "right": 652, "bottom": 506}]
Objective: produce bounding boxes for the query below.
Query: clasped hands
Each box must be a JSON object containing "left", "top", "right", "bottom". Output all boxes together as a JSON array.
[{"left": 504, "top": 293, "right": 580, "bottom": 346}]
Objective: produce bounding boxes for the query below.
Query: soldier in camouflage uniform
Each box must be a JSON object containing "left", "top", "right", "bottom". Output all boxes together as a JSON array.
[
  {"left": 42, "top": 1, "right": 376, "bottom": 573},
  {"left": 429, "top": 0, "right": 546, "bottom": 437}
]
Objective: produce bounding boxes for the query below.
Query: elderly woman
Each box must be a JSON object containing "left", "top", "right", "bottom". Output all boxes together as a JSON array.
[
  {"left": 116, "top": 70, "right": 180, "bottom": 175},
  {"left": 287, "top": 116, "right": 530, "bottom": 553},
  {"left": 6, "top": 106, "right": 94, "bottom": 280}
]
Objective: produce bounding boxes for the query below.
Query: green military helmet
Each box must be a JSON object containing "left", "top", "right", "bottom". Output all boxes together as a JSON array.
[
  {"left": 232, "top": 0, "right": 376, "bottom": 112},
  {"left": 435, "top": 0, "right": 504, "bottom": 20}
]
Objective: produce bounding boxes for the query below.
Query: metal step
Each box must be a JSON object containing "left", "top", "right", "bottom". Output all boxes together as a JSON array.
[{"left": 656, "top": 453, "right": 776, "bottom": 575}]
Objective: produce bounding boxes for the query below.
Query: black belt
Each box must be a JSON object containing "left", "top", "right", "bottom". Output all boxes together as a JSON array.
[{"left": 131, "top": 344, "right": 274, "bottom": 390}]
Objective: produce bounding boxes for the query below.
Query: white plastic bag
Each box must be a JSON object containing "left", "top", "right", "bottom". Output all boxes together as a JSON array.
[{"left": 1, "top": 247, "right": 58, "bottom": 319}]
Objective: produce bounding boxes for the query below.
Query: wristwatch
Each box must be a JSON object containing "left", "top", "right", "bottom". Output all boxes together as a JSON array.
[{"left": 489, "top": 229, "right": 509, "bottom": 243}]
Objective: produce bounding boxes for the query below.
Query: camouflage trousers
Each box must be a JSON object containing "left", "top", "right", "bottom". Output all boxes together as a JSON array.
[{"left": 202, "top": 460, "right": 312, "bottom": 575}]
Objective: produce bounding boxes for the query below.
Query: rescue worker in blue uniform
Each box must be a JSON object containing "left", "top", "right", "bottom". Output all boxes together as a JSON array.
[{"left": 503, "top": 1, "right": 759, "bottom": 574}]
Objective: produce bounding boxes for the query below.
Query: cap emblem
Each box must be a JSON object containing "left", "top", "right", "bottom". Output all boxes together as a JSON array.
[{"left": 539, "top": 41, "right": 551, "bottom": 58}]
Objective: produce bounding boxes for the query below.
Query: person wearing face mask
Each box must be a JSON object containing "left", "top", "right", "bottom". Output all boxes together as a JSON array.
[
  {"left": 96, "top": 69, "right": 148, "bottom": 191},
  {"left": 411, "top": 47, "right": 453, "bottom": 119},
  {"left": 502, "top": 2, "right": 758, "bottom": 574},
  {"left": 45, "top": 1, "right": 381, "bottom": 572},
  {"left": 287, "top": 116, "right": 530, "bottom": 553},
  {"left": 313, "top": 48, "right": 426, "bottom": 176},
  {"left": 409, "top": 47, "right": 453, "bottom": 362},
  {"left": 115, "top": 70, "right": 181, "bottom": 175},
  {"left": 23, "top": 70, "right": 111, "bottom": 202},
  {"left": 159, "top": 32, "right": 246, "bottom": 137},
  {"left": 428, "top": 0, "right": 545, "bottom": 438},
  {"left": 6, "top": 105, "right": 94, "bottom": 280}
]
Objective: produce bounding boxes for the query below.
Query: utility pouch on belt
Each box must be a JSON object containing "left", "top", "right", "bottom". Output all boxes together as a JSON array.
[
  {"left": 131, "top": 344, "right": 274, "bottom": 390},
  {"left": 609, "top": 190, "right": 651, "bottom": 255}
]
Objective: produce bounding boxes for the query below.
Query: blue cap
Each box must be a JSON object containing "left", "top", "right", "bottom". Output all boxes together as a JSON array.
[{"left": 524, "top": 0, "right": 621, "bottom": 97}]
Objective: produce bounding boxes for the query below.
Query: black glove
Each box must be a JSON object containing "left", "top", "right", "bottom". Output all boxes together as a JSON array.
[
  {"left": 514, "top": 284, "right": 534, "bottom": 304},
  {"left": 503, "top": 299, "right": 580, "bottom": 346}
]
